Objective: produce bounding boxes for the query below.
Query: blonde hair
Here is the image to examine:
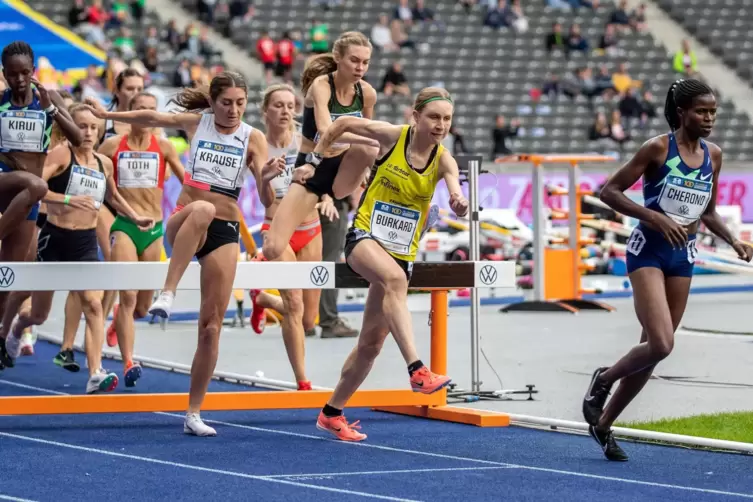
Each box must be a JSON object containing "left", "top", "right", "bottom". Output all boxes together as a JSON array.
[
  {"left": 300, "top": 31, "right": 372, "bottom": 96},
  {"left": 68, "top": 102, "right": 104, "bottom": 140},
  {"left": 413, "top": 87, "right": 453, "bottom": 112},
  {"left": 50, "top": 96, "right": 74, "bottom": 149},
  {"left": 261, "top": 83, "right": 298, "bottom": 132}
]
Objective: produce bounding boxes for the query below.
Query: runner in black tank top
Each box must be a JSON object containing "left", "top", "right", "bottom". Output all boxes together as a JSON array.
[{"left": 262, "top": 31, "right": 380, "bottom": 263}]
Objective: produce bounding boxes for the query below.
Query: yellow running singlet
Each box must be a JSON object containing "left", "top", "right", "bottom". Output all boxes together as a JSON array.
[{"left": 353, "top": 125, "right": 443, "bottom": 262}]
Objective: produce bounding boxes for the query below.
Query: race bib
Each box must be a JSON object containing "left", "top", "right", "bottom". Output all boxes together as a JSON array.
[
  {"left": 370, "top": 200, "right": 420, "bottom": 255},
  {"left": 191, "top": 140, "right": 244, "bottom": 189},
  {"left": 0, "top": 110, "right": 45, "bottom": 152},
  {"left": 65, "top": 165, "right": 106, "bottom": 205},
  {"left": 314, "top": 111, "right": 362, "bottom": 148},
  {"left": 658, "top": 174, "right": 712, "bottom": 226},
  {"left": 268, "top": 153, "right": 297, "bottom": 198},
  {"left": 117, "top": 151, "right": 160, "bottom": 188}
]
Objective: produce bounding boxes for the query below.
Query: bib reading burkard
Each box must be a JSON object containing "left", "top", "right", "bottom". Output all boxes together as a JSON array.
[
  {"left": 191, "top": 140, "right": 245, "bottom": 189},
  {"left": 370, "top": 201, "right": 420, "bottom": 255},
  {"left": 657, "top": 174, "right": 712, "bottom": 226}
]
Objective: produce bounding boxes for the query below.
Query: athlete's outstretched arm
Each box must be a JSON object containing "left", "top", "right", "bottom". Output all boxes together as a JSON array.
[
  {"left": 84, "top": 97, "right": 201, "bottom": 136},
  {"left": 438, "top": 150, "right": 469, "bottom": 217},
  {"left": 700, "top": 145, "right": 753, "bottom": 260},
  {"left": 159, "top": 137, "right": 186, "bottom": 183},
  {"left": 34, "top": 79, "right": 83, "bottom": 147},
  {"left": 313, "top": 117, "right": 402, "bottom": 157}
]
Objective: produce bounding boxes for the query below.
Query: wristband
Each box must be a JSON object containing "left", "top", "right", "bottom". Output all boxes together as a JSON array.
[{"left": 64, "top": 195, "right": 70, "bottom": 205}]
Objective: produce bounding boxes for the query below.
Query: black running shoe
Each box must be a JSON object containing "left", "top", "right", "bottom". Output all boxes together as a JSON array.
[
  {"left": 589, "top": 425, "right": 629, "bottom": 461},
  {"left": 53, "top": 349, "right": 80, "bottom": 372},
  {"left": 582, "top": 366, "right": 613, "bottom": 426},
  {"left": 0, "top": 338, "right": 13, "bottom": 369}
]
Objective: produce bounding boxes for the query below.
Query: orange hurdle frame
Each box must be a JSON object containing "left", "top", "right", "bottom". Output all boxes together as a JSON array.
[
  {"left": 0, "top": 288, "right": 509, "bottom": 427},
  {"left": 496, "top": 154, "right": 616, "bottom": 313}
]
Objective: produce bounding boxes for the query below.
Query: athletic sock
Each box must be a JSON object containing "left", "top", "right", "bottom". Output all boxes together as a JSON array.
[
  {"left": 407, "top": 360, "right": 424, "bottom": 376},
  {"left": 322, "top": 404, "right": 342, "bottom": 417}
]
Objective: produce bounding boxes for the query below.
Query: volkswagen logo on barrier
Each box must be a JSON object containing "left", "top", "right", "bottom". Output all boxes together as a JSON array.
[
  {"left": 479, "top": 265, "right": 497, "bottom": 286},
  {"left": 0, "top": 266, "right": 15, "bottom": 288},
  {"left": 310, "top": 266, "right": 330, "bottom": 286}
]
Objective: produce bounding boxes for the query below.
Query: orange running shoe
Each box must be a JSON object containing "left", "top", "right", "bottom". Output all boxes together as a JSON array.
[
  {"left": 106, "top": 304, "right": 119, "bottom": 347},
  {"left": 316, "top": 411, "right": 367, "bottom": 441},
  {"left": 248, "top": 290, "right": 266, "bottom": 334},
  {"left": 410, "top": 366, "right": 451, "bottom": 394},
  {"left": 298, "top": 380, "right": 312, "bottom": 391}
]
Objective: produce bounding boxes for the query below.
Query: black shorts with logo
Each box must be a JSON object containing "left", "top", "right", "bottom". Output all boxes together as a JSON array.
[
  {"left": 196, "top": 218, "right": 240, "bottom": 260},
  {"left": 343, "top": 227, "right": 414, "bottom": 281},
  {"left": 37, "top": 222, "right": 100, "bottom": 262},
  {"left": 294, "top": 151, "right": 346, "bottom": 198}
]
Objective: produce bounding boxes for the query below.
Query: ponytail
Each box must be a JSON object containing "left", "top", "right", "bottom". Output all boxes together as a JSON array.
[
  {"left": 663, "top": 78, "right": 714, "bottom": 131},
  {"left": 171, "top": 85, "right": 212, "bottom": 112},
  {"left": 301, "top": 53, "right": 337, "bottom": 96}
]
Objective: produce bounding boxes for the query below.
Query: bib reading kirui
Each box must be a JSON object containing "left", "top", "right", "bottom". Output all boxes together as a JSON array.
[
  {"left": 0, "top": 110, "right": 46, "bottom": 152},
  {"left": 370, "top": 201, "right": 420, "bottom": 255},
  {"left": 66, "top": 165, "right": 107, "bottom": 207},
  {"left": 117, "top": 151, "right": 160, "bottom": 188},
  {"left": 191, "top": 140, "right": 245, "bottom": 190},
  {"left": 657, "top": 174, "right": 712, "bottom": 226}
]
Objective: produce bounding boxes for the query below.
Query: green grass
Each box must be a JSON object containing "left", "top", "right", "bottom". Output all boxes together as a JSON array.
[{"left": 619, "top": 411, "right": 753, "bottom": 444}]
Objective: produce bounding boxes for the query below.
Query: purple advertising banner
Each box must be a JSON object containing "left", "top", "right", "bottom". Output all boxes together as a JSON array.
[{"left": 160, "top": 171, "right": 753, "bottom": 226}]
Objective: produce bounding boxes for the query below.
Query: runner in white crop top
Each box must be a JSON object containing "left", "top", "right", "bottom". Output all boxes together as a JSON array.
[{"left": 84, "top": 72, "right": 267, "bottom": 437}]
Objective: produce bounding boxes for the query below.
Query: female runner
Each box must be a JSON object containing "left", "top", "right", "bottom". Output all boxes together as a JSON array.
[
  {"left": 0, "top": 41, "right": 82, "bottom": 368},
  {"left": 1, "top": 104, "right": 154, "bottom": 392},
  {"left": 84, "top": 71, "right": 267, "bottom": 436},
  {"left": 304, "top": 88, "right": 468, "bottom": 441},
  {"left": 582, "top": 79, "right": 753, "bottom": 461},
  {"left": 262, "top": 31, "right": 379, "bottom": 263},
  {"left": 97, "top": 91, "right": 185, "bottom": 387},
  {"left": 248, "top": 83, "right": 334, "bottom": 390}
]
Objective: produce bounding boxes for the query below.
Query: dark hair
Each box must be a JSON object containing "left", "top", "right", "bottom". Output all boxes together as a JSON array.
[
  {"left": 111, "top": 68, "right": 144, "bottom": 109},
  {"left": 663, "top": 78, "right": 714, "bottom": 131},
  {"left": 1, "top": 41, "right": 34, "bottom": 68},
  {"left": 171, "top": 71, "right": 247, "bottom": 112}
]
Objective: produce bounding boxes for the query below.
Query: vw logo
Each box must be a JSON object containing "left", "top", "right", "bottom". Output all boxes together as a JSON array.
[
  {"left": 0, "top": 266, "right": 15, "bottom": 288},
  {"left": 479, "top": 265, "right": 497, "bottom": 286},
  {"left": 310, "top": 266, "right": 329, "bottom": 286}
]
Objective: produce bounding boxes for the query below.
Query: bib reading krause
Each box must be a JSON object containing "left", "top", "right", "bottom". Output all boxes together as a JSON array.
[
  {"left": 191, "top": 140, "right": 245, "bottom": 189},
  {"left": 657, "top": 174, "right": 712, "bottom": 226}
]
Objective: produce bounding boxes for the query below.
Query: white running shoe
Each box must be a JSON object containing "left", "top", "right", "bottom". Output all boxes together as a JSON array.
[
  {"left": 4, "top": 318, "right": 22, "bottom": 359},
  {"left": 86, "top": 368, "right": 119, "bottom": 394},
  {"left": 184, "top": 412, "right": 217, "bottom": 437},
  {"left": 19, "top": 331, "right": 34, "bottom": 356},
  {"left": 148, "top": 291, "right": 175, "bottom": 330}
]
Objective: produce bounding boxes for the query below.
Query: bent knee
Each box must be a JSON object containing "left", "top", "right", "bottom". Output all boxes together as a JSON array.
[
  {"left": 284, "top": 292, "right": 304, "bottom": 317},
  {"left": 376, "top": 270, "right": 408, "bottom": 294},
  {"left": 262, "top": 234, "right": 286, "bottom": 261},
  {"left": 80, "top": 297, "right": 103, "bottom": 319},
  {"left": 190, "top": 201, "right": 216, "bottom": 228},
  {"left": 357, "top": 337, "right": 386, "bottom": 361},
  {"left": 118, "top": 291, "right": 138, "bottom": 310},
  {"left": 648, "top": 336, "right": 674, "bottom": 361},
  {"left": 28, "top": 177, "right": 48, "bottom": 201},
  {"left": 197, "top": 319, "right": 222, "bottom": 347}
]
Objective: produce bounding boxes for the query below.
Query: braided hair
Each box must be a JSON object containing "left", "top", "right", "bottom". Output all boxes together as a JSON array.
[
  {"left": 1, "top": 41, "right": 34, "bottom": 68},
  {"left": 663, "top": 78, "right": 714, "bottom": 131}
]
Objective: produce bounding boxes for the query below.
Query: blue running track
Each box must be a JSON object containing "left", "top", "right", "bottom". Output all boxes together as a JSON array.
[{"left": 0, "top": 341, "right": 751, "bottom": 501}]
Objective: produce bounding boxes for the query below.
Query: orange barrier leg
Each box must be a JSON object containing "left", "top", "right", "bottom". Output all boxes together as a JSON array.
[{"left": 373, "top": 290, "right": 511, "bottom": 428}]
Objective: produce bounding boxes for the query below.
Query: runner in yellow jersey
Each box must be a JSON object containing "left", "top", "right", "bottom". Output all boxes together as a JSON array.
[{"left": 295, "top": 87, "right": 469, "bottom": 441}]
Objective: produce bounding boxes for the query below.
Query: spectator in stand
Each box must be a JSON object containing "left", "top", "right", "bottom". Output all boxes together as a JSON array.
[
  {"left": 458, "top": 0, "right": 476, "bottom": 14},
  {"left": 413, "top": 0, "right": 435, "bottom": 23},
  {"left": 172, "top": 58, "right": 193, "bottom": 87},
  {"left": 588, "top": 112, "right": 612, "bottom": 143},
  {"left": 640, "top": 89, "right": 656, "bottom": 122},
  {"left": 594, "top": 64, "right": 616, "bottom": 97},
  {"left": 309, "top": 19, "right": 330, "bottom": 54},
  {"left": 483, "top": 0, "right": 508, "bottom": 30},
  {"left": 140, "top": 25, "right": 161, "bottom": 55},
  {"left": 541, "top": 73, "right": 560, "bottom": 99},
  {"left": 380, "top": 61, "right": 410, "bottom": 97},
  {"left": 87, "top": 0, "right": 108, "bottom": 25},
  {"left": 108, "top": 0, "right": 131, "bottom": 29},
  {"left": 609, "top": 109, "right": 630, "bottom": 145},
  {"left": 618, "top": 87, "right": 643, "bottom": 129},
  {"left": 164, "top": 19, "right": 181, "bottom": 49},
  {"left": 143, "top": 46, "right": 159, "bottom": 73},
  {"left": 673, "top": 39, "right": 698, "bottom": 76},
  {"left": 394, "top": 0, "right": 414, "bottom": 26},
  {"left": 598, "top": 24, "right": 620, "bottom": 58},
  {"left": 256, "top": 31, "right": 277, "bottom": 84},
  {"left": 227, "top": 0, "right": 255, "bottom": 36},
  {"left": 546, "top": 22, "right": 566, "bottom": 55},
  {"left": 507, "top": 0, "right": 528, "bottom": 34},
  {"left": 113, "top": 26, "right": 136, "bottom": 60},
  {"left": 611, "top": 61, "right": 639, "bottom": 94},
  {"left": 390, "top": 19, "right": 416, "bottom": 51},
  {"left": 73, "top": 64, "right": 106, "bottom": 99},
  {"left": 69, "top": 0, "right": 88, "bottom": 30},
  {"left": 566, "top": 24, "right": 590, "bottom": 56},
  {"left": 630, "top": 3, "right": 647, "bottom": 32},
  {"left": 578, "top": 66, "right": 600, "bottom": 106},
  {"left": 491, "top": 114, "right": 520, "bottom": 160},
  {"left": 560, "top": 68, "right": 583, "bottom": 100},
  {"left": 84, "top": 16, "right": 110, "bottom": 52},
  {"left": 276, "top": 32, "right": 296, "bottom": 84},
  {"left": 372, "top": 14, "right": 398, "bottom": 52},
  {"left": 197, "top": 0, "right": 217, "bottom": 24},
  {"left": 609, "top": 0, "right": 631, "bottom": 32}
]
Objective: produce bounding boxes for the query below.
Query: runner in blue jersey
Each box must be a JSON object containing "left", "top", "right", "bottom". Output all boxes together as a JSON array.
[{"left": 581, "top": 78, "right": 753, "bottom": 461}]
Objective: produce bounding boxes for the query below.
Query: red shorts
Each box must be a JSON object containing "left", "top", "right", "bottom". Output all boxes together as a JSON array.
[{"left": 261, "top": 218, "right": 322, "bottom": 254}]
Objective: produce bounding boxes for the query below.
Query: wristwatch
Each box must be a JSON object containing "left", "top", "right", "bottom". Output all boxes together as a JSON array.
[{"left": 305, "top": 152, "right": 323, "bottom": 167}]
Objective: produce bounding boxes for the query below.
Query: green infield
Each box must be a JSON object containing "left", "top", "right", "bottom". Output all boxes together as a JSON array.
[{"left": 620, "top": 411, "right": 753, "bottom": 444}]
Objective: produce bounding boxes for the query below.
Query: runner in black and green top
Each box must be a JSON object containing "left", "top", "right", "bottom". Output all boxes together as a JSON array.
[{"left": 262, "top": 31, "right": 379, "bottom": 262}]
